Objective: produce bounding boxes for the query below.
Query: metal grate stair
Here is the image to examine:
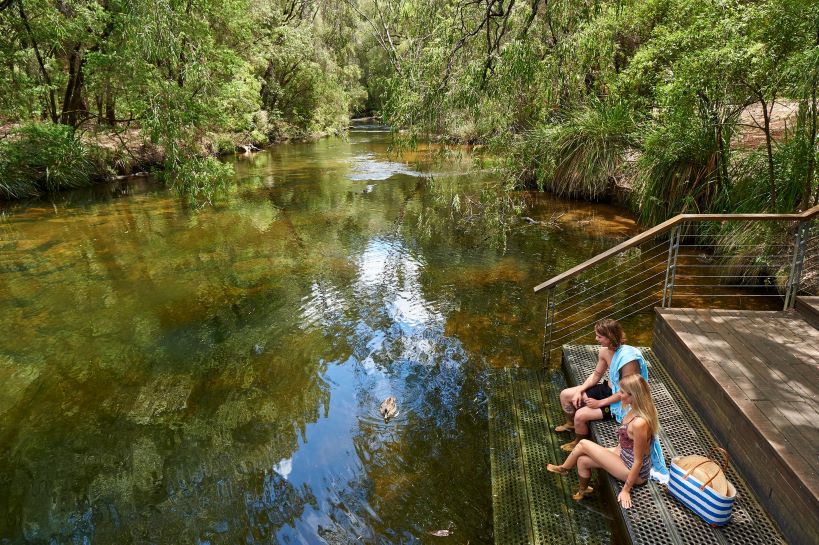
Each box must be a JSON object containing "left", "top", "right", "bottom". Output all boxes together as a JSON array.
[{"left": 562, "top": 345, "right": 786, "bottom": 545}]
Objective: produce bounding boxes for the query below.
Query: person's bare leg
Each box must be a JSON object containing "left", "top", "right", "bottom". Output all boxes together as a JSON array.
[
  {"left": 572, "top": 440, "right": 634, "bottom": 481},
  {"left": 560, "top": 406, "right": 603, "bottom": 451},
  {"left": 570, "top": 440, "right": 636, "bottom": 500},
  {"left": 556, "top": 386, "right": 582, "bottom": 432}
]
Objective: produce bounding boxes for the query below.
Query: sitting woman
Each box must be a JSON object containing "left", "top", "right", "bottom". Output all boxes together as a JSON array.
[
  {"left": 555, "top": 318, "right": 647, "bottom": 452},
  {"left": 547, "top": 374, "right": 659, "bottom": 509}
]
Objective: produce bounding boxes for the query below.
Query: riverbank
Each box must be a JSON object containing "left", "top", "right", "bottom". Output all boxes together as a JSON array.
[{"left": 0, "top": 120, "right": 353, "bottom": 201}]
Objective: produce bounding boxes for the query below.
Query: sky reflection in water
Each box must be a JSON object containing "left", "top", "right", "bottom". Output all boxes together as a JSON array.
[{"left": 0, "top": 132, "right": 640, "bottom": 544}]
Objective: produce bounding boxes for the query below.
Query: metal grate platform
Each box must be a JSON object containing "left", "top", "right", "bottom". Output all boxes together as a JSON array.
[
  {"left": 562, "top": 345, "right": 786, "bottom": 545},
  {"left": 489, "top": 367, "right": 610, "bottom": 545}
]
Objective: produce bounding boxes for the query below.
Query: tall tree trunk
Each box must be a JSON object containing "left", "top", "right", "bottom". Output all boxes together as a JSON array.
[
  {"left": 18, "top": 0, "right": 58, "bottom": 122},
  {"left": 105, "top": 81, "right": 116, "bottom": 125},
  {"left": 807, "top": 32, "right": 819, "bottom": 208},
  {"left": 759, "top": 96, "right": 777, "bottom": 210},
  {"left": 60, "top": 45, "right": 86, "bottom": 126},
  {"left": 805, "top": 85, "right": 817, "bottom": 209}
]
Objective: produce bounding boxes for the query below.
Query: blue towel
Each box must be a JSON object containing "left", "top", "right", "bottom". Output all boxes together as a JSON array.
[
  {"left": 608, "top": 345, "right": 669, "bottom": 481},
  {"left": 650, "top": 437, "right": 670, "bottom": 483},
  {"left": 609, "top": 345, "right": 648, "bottom": 421}
]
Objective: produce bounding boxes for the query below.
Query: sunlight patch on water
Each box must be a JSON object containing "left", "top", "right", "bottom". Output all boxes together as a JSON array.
[
  {"left": 299, "top": 281, "right": 348, "bottom": 330},
  {"left": 273, "top": 458, "right": 293, "bottom": 480},
  {"left": 348, "top": 153, "right": 423, "bottom": 181}
]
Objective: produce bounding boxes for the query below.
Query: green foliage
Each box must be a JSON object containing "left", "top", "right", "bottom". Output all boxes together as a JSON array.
[
  {"left": 0, "top": 123, "right": 94, "bottom": 199},
  {"left": 357, "top": 0, "right": 819, "bottom": 220},
  {"left": 0, "top": 0, "right": 367, "bottom": 201},
  {"left": 510, "top": 101, "right": 637, "bottom": 199},
  {"left": 166, "top": 156, "right": 234, "bottom": 207},
  {"left": 635, "top": 114, "right": 724, "bottom": 224}
]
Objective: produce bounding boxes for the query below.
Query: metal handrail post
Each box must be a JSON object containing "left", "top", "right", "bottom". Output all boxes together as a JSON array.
[
  {"left": 543, "top": 286, "right": 556, "bottom": 366},
  {"left": 783, "top": 220, "right": 809, "bottom": 310},
  {"left": 662, "top": 225, "right": 682, "bottom": 307}
]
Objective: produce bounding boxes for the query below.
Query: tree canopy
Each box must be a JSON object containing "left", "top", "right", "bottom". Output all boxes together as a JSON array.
[{"left": 1, "top": 0, "right": 817, "bottom": 216}]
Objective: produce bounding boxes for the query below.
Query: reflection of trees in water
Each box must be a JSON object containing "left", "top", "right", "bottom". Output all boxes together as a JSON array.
[
  {"left": 0, "top": 267, "right": 334, "bottom": 543},
  {"left": 348, "top": 327, "right": 493, "bottom": 542},
  {"left": 0, "top": 151, "right": 427, "bottom": 543},
  {"left": 0, "top": 346, "right": 329, "bottom": 543},
  {"left": 0, "top": 137, "right": 641, "bottom": 543},
  {"left": 304, "top": 228, "right": 494, "bottom": 541}
]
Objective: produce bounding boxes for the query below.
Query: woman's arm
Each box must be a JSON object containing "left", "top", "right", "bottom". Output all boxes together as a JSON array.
[
  {"left": 585, "top": 391, "right": 621, "bottom": 409},
  {"left": 572, "top": 348, "right": 610, "bottom": 407},
  {"left": 587, "top": 359, "right": 639, "bottom": 409},
  {"left": 617, "top": 419, "right": 650, "bottom": 508}
]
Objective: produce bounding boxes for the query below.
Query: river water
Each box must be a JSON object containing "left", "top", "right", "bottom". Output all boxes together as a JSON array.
[{"left": 0, "top": 129, "right": 643, "bottom": 544}]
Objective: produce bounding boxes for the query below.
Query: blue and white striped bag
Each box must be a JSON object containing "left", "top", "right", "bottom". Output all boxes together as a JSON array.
[{"left": 668, "top": 455, "right": 737, "bottom": 526}]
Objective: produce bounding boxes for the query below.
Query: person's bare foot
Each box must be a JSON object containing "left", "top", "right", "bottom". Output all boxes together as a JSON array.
[{"left": 554, "top": 423, "right": 575, "bottom": 433}]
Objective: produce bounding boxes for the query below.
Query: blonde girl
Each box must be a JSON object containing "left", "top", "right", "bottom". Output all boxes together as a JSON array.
[{"left": 547, "top": 374, "right": 659, "bottom": 509}]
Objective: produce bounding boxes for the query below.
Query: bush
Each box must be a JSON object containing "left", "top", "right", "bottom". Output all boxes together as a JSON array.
[
  {"left": 634, "top": 115, "right": 726, "bottom": 225},
  {"left": 166, "top": 156, "right": 234, "bottom": 207},
  {"left": 507, "top": 101, "right": 637, "bottom": 199},
  {"left": 0, "top": 122, "right": 95, "bottom": 199}
]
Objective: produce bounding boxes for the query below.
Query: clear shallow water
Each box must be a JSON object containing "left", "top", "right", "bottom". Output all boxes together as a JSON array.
[{"left": 0, "top": 131, "right": 641, "bottom": 544}]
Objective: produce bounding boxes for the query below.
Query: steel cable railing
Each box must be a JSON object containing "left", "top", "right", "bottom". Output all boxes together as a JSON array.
[{"left": 535, "top": 206, "right": 819, "bottom": 365}]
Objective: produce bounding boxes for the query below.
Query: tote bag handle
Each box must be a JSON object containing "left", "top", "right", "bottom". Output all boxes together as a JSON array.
[{"left": 683, "top": 447, "right": 730, "bottom": 491}]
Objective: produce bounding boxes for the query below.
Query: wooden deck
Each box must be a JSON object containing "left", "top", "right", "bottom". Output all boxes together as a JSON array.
[
  {"left": 795, "top": 295, "right": 819, "bottom": 329},
  {"left": 653, "top": 304, "right": 819, "bottom": 545}
]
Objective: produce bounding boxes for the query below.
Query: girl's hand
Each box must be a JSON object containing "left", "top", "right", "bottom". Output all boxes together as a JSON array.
[
  {"left": 585, "top": 398, "right": 601, "bottom": 409},
  {"left": 572, "top": 391, "right": 583, "bottom": 409},
  {"left": 617, "top": 490, "right": 632, "bottom": 509}
]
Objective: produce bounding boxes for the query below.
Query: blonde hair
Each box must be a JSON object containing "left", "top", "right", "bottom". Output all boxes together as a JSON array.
[
  {"left": 595, "top": 318, "right": 625, "bottom": 349},
  {"left": 620, "top": 374, "right": 659, "bottom": 438}
]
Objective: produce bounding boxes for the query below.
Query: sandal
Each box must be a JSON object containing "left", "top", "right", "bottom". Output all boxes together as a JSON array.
[
  {"left": 554, "top": 423, "right": 575, "bottom": 433},
  {"left": 546, "top": 464, "right": 569, "bottom": 476},
  {"left": 572, "top": 486, "right": 594, "bottom": 501}
]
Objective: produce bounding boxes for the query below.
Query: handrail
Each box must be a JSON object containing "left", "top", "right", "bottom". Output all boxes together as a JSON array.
[{"left": 533, "top": 204, "right": 819, "bottom": 293}]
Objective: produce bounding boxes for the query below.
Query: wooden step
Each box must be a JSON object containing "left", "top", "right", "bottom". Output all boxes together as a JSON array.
[
  {"left": 795, "top": 295, "right": 819, "bottom": 329},
  {"left": 653, "top": 307, "right": 819, "bottom": 545}
]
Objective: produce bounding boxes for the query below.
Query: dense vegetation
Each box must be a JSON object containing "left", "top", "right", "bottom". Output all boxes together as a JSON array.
[
  {"left": 1, "top": 0, "right": 817, "bottom": 219},
  {"left": 0, "top": 0, "right": 368, "bottom": 200},
  {"left": 366, "top": 0, "right": 818, "bottom": 217}
]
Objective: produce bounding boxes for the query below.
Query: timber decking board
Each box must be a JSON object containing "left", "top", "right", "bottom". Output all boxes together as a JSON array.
[
  {"left": 656, "top": 308, "right": 819, "bottom": 481},
  {"left": 795, "top": 296, "right": 819, "bottom": 329},
  {"left": 562, "top": 344, "right": 786, "bottom": 545},
  {"left": 654, "top": 308, "right": 819, "bottom": 545}
]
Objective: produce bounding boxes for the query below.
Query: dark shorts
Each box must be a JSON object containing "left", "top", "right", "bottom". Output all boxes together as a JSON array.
[{"left": 585, "top": 381, "right": 613, "bottom": 421}]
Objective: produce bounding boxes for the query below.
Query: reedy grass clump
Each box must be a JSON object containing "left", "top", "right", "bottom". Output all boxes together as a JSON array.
[
  {"left": 634, "top": 115, "right": 726, "bottom": 225},
  {"left": 508, "top": 101, "right": 637, "bottom": 199},
  {"left": 0, "top": 122, "right": 95, "bottom": 199}
]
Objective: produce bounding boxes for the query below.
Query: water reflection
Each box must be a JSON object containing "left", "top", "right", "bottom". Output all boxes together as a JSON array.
[
  {"left": 348, "top": 153, "right": 424, "bottom": 181},
  {"left": 0, "top": 132, "right": 641, "bottom": 544}
]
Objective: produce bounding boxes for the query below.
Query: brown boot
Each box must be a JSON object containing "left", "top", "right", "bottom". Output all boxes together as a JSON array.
[
  {"left": 560, "top": 433, "right": 587, "bottom": 452},
  {"left": 546, "top": 463, "right": 569, "bottom": 476},
  {"left": 572, "top": 477, "right": 594, "bottom": 501},
  {"left": 554, "top": 420, "right": 575, "bottom": 433}
]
